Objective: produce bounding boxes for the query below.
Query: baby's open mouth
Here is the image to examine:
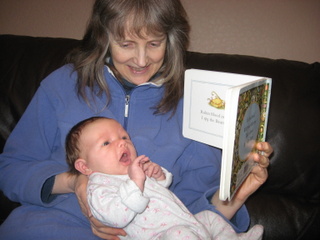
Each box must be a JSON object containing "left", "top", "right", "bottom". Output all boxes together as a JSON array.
[{"left": 119, "top": 152, "right": 131, "bottom": 165}]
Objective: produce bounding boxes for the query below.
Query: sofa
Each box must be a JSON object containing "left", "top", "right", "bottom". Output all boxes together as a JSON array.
[{"left": 0, "top": 34, "right": 319, "bottom": 240}]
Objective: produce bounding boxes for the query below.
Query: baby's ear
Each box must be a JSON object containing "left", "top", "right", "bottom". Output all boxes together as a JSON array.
[{"left": 74, "top": 159, "right": 92, "bottom": 175}]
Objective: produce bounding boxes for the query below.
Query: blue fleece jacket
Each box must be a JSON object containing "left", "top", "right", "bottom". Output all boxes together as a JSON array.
[{"left": 0, "top": 65, "right": 249, "bottom": 239}]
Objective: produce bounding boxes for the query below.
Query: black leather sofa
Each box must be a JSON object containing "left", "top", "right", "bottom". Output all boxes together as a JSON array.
[{"left": 1, "top": 34, "right": 319, "bottom": 239}]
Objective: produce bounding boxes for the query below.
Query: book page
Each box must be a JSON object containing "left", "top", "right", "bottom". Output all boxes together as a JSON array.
[
  {"left": 183, "top": 69, "right": 265, "bottom": 149},
  {"left": 184, "top": 79, "right": 229, "bottom": 148}
]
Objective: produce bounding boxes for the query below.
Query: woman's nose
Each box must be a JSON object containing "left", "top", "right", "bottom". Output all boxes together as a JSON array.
[{"left": 134, "top": 47, "right": 147, "bottom": 67}]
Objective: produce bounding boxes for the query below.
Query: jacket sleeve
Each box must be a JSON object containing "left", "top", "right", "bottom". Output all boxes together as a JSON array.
[
  {"left": 0, "top": 73, "right": 69, "bottom": 206},
  {"left": 169, "top": 140, "right": 250, "bottom": 233}
]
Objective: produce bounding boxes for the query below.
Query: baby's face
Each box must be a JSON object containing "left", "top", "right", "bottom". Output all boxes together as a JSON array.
[{"left": 79, "top": 118, "right": 137, "bottom": 175}]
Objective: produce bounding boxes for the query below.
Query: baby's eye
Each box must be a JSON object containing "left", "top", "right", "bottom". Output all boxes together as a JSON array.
[
  {"left": 122, "top": 136, "right": 128, "bottom": 140},
  {"left": 103, "top": 141, "right": 109, "bottom": 146}
]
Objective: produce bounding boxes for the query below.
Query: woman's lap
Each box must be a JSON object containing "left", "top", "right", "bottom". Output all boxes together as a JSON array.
[{"left": 0, "top": 205, "right": 100, "bottom": 240}]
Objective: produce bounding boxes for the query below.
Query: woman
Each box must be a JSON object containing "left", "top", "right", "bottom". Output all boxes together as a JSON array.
[{"left": 0, "top": 0, "right": 272, "bottom": 239}]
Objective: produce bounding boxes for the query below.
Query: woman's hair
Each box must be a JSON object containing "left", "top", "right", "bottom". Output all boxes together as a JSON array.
[
  {"left": 65, "top": 117, "right": 105, "bottom": 175},
  {"left": 67, "top": 0, "right": 190, "bottom": 114}
]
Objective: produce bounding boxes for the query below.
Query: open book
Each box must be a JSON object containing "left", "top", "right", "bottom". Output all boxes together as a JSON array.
[{"left": 183, "top": 69, "right": 272, "bottom": 201}]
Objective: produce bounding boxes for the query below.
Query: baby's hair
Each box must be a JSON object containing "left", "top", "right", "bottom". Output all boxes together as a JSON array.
[{"left": 65, "top": 116, "right": 110, "bottom": 175}]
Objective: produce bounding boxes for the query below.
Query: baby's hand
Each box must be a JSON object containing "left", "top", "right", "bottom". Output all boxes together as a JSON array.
[
  {"left": 128, "top": 155, "right": 149, "bottom": 192},
  {"left": 142, "top": 158, "right": 166, "bottom": 181}
]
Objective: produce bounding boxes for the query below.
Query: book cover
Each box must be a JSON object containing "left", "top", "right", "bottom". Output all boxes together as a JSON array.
[{"left": 183, "top": 69, "right": 272, "bottom": 201}]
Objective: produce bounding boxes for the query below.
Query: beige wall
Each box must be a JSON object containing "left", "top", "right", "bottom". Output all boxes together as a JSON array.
[
  {"left": 0, "top": 0, "right": 93, "bottom": 39},
  {"left": 1, "top": 0, "right": 319, "bottom": 63},
  {"left": 183, "top": 0, "right": 320, "bottom": 63}
]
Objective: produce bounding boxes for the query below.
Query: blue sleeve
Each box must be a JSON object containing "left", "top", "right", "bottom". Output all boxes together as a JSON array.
[
  {"left": 0, "top": 81, "right": 67, "bottom": 206},
  {"left": 169, "top": 141, "right": 250, "bottom": 233},
  {"left": 41, "top": 176, "right": 58, "bottom": 203}
]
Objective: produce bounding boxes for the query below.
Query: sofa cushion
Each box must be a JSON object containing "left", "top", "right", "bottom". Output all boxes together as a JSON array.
[{"left": 0, "top": 35, "right": 79, "bottom": 152}]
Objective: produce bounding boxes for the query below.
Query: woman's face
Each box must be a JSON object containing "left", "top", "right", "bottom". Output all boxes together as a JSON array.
[{"left": 109, "top": 29, "right": 167, "bottom": 85}]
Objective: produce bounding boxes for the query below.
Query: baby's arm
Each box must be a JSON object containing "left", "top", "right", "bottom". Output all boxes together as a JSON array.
[{"left": 88, "top": 174, "right": 149, "bottom": 228}]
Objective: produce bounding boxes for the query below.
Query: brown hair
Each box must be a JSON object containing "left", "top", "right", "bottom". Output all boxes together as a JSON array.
[
  {"left": 65, "top": 117, "right": 105, "bottom": 175},
  {"left": 68, "top": 0, "right": 190, "bottom": 114}
]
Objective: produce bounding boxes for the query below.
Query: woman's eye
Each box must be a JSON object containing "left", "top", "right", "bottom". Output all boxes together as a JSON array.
[
  {"left": 122, "top": 136, "right": 128, "bottom": 140},
  {"left": 103, "top": 142, "right": 109, "bottom": 146},
  {"left": 119, "top": 42, "right": 133, "bottom": 48},
  {"left": 149, "top": 42, "right": 161, "bottom": 47}
]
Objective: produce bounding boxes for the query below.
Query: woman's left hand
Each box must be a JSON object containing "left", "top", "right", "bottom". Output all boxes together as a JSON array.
[
  {"left": 212, "top": 141, "right": 273, "bottom": 220},
  {"left": 234, "top": 141, "right": 273, "bottom": 202}
]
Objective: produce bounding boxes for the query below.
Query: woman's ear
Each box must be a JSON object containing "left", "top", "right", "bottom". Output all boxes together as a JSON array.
[{"left": 74, "top": 159, "right": 93, "bottom": 175}]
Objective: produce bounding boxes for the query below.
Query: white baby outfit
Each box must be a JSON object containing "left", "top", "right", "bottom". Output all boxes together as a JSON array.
[{"left": 87, "top": 169, "right": 263, "bottom": 240}]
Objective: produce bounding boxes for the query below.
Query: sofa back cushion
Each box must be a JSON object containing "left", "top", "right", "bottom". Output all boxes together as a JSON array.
[{"left": 0, "top": 35, "right": 79, "bottom": 151}]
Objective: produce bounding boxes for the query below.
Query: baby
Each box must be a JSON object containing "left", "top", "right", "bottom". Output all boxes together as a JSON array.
[{"left": 65, "top": 117, "right": 263, "bottom": 240}]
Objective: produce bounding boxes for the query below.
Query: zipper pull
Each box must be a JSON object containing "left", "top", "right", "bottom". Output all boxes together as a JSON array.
[{"left": 125, "top": 95, "right": 130, "bottom": 117}]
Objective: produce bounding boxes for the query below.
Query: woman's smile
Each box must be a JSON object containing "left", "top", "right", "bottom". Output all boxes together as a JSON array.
[{"left": 128, "top": 65, "right": 150, "bottom": 74}]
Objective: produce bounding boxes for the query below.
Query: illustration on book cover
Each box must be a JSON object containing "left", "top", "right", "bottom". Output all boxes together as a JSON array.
[
  {"left": 208, "top": 91, "right": 225, "bottom": 109},
  {"left": 229, "top": 83, "right": 270, "bottom": 197}
]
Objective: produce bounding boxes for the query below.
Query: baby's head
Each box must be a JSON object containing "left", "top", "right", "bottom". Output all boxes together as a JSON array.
[{"left": 66, "top": 117, "right": 137, "bottom": 176}]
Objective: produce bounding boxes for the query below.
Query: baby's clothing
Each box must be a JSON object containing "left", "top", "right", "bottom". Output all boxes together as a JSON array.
[
  {"left": 87, "top": 170, "right": 263, "bottom": 240},
  {"left": 195, "top": 211, "right": 263, "bottom": 240}
]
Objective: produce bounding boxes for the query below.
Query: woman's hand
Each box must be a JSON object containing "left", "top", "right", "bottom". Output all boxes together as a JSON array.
[
  {"left": 74, "top": 174, "right": 127, "bottom": 240},
  {"left": 234, "top": 142, "right": 272, "bottom": 202},
  {"left": 212, "top": 141, "right": 273, "bottom": 219}
]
